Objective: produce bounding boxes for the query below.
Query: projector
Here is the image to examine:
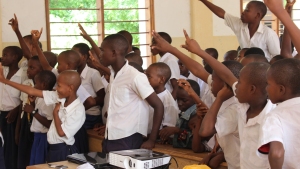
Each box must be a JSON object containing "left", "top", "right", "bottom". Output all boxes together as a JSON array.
[{"left": 109, "top": 149, "right": 171, "bottom": 169}]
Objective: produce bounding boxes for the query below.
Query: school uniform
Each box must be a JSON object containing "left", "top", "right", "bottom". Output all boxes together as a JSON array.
[
  {"left": 80, "top": 65, "right": 104, "bottom": 129},
  {"left": 0, "top": 132, "right": 5, "bottom": 169},
  {"left": 0, "top": 66, "right": 27, "bottom": 169},
  {"left": 258, "top": 97, "right": 300, "bottom": 169},
  {"left": 17, "top": 79, "right": 34, "bottom": 168},
  {"left": 224, "top": 12, "right": 280, "bottom": 61},
  {"left": 102, "top": 61, "right": 154, "bottom": 153},
  {"left": 43, "top": 91, "right": 85, "bottom": 163},
  {"left": 232, "top": 82, "right": 276, "bottom": 169},
  {"left": 180, "top": 73, "right": 205, "bottom": 98},
  {"left": 29, "top": 97, "right": 54, "bottom": 165},
  {"left": 148, "top": 89, "right": 180, "bottom": 134},
  {"left": 201, "top": 75, "right": 216, "bottom": 108},
  {"left": 158, "top": 53, "right": 180, "bottom": 93},
  {"left": 18, "top": 57, "right": 28, "bottom": 69}
]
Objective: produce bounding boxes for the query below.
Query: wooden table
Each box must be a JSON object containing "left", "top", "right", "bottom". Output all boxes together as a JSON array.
[{"left": 26, "top": 161, "right": 79, "bottom": 169}]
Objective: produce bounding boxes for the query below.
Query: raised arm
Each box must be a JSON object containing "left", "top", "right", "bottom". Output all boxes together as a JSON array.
[
  {"left": 151, "top": 31, "right": 210, "bottom": 83},
  {"left": 79, "top": 23, "right": 102, "bottom": 58},
  {"left": 9, "top": 14, "right": 32, "bottom": 59},
  {"left": 280, "top": 0, "right": 295, "bottom": 58},
  {"left": 181, "top": 30, "right": 237, "bottom": 87},
  {"left": 199, "top": 0, "right": 225, "bottom": 19},
  {"left": 89, "top": 51, "right": 111, "bottom": 75},
  {"left": 31, "top": 29, "right": 53, "bottom": 71}
]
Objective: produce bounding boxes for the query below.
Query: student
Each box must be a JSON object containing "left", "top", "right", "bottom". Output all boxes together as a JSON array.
[
  {"left": 240, "top": 54, "right": 268, "bottom": 66},
  {"left": 269, "top": 55, "right": 284, "bottom": 65},
  {"left": 99, "top": 34, "right": 163, "bottom": 152},
  {"left": 203, "top": 48, "right": 218, "bottom": 67},
  {"left": 118, "top": 30, "right": 134, "bottom": 54},
  {"left": 25, "top": 70, "right": 56, "bottom": 165},
  {"left": 43, "top": 51, "right": 58, "bottom": 67},
  {"left": 0, "top": 70, "right": 85, "bottom": 163},
  {"left": 244, "top": 47, "right": 265, "bottom": 57},
  {"left": 235, "top": 48, "right": 249, "bottom": 62},
  {"left": 151, "top": 32, "right": 180, "bottom": 99},
  {"left": 145, "top": 62, "right": 180, "bottom": 134},
  {"left": 72, "top": 43, "right": 105, "bottom": 129},
  {"left": 159, "top": 79, "right": 208, "bottom": 153},
  {"left": 198, "top": 0, "right": 280, "bottom": 61},
  {"left": 125, "top": 52, "right": 143, "bottom": 67},
  {"left": 223, "top": 50, "right": 238, "bottom": 61},
  {"left": 132, "top": 46, "right": 141, "bottom": 55}
]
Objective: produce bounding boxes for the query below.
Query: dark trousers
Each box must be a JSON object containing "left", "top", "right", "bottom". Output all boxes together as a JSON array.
[
  {"left": 47, "top": 143, "right": 78, "bottom": 163},
  {"left": 0, "top": 139, "right": 5, "bottom": 169},
  {"left": 74, "top": 126, "right": 89, "bottom": 153},
  {"left": 102, "top": 133, "right": 143, "bottom": 154}
]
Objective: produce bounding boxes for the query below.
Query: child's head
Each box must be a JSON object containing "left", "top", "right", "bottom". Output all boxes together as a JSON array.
[
  {"left": 72, "top": 43, "right": 90, "bottom": 67},
  {"left": 43, "top": 51, "right": 58, "bottom": 68},
  {"left": 240, "top": 54, "right": 268, "bottom": 66},
  {"left": 235, "top": 62, "right": 270, "bottom": 103},
  {"left": 236, "top": 48, "right": 249, "bottom": 62},
  {"left": 151, "top": 32, "right": 172, "bottom": 55},
  {"left": 244, "top": 47, "right": 265, "bottom": 57},
  {"left": 56, "top": 70, "right": 81, "bottom": 98},
  {"left": 125, "top": 53, "right": 143, "bottom": 66},
  {"left": 269, "top": 55, "right": 284, "bottom": 65},
  {"left": 27, "top": 56, "right": 43, "bottom": 80},
  {"left": 132, "top": 46, "right": 141, "bottom": 55},
  {"left": 178, "top": 60, "right": 189, "bottom": 76},
  {"left": 146, "top": 62, "right": 171, "bottom": 89},
  {"left": 34, "top": 70, "right": 56, "bottom": 91},
  {"left": 204, "top": 48, "right": 218, "bottom": 66},
  {"left": 129, "top": 62, "right": 144, "bottom": 73},
  {"left": 241, "top": 1, "right": 267, "bottom": 23},
  {"left": 211, "top": 61, "right": 243, "bottom": 97},
  {"left": 224, "top": 50, "right": 238, "bottom": 61},
  {"left": 23, "top": 35, "right": 42, "bottom": 56},
  {"left": 177, "top": 79, "right": 200, "bottom": 112},
  {"left": 266, "top": 58, "right": 300, "bottom": 103},
  {"left": 100, "top": 34, "right": 129, "bottom": 67},
  {"left": 1, "top": 46, "right": 23, "bottom": 67},
  {"left": 57, "top": 50, "right": 81, "bottom": 73}
]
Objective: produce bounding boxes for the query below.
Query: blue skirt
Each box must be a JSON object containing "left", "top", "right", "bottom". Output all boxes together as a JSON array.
[
  {"left": 47, "top": 143, "right": 78, "bottom": 163},
  {"left": 30, "top": 133, "right": 48, "bottom": 165}
]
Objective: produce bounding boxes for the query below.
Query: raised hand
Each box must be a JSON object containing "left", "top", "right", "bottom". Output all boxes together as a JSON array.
[
  {"left": 151, "top": 31, "right": 175, "bottom": 53},
  {"left": 177, "top": 79, "right": 195, "bottom": 95},
  {"left": 78, "top": 23, "right": 91, "bottom": 41},
  {"left": 285, "top": 0, "right": 296, "bottom": 13},
  {"left": 217, "top": 84, "right": 233, "bottom": 102},
  {"left": 31, "top": 28, "right": 43, "bottom": 44},
  {"left": 264, "top": 0, "right": 285, "bottom": 15},
  {"left": 181, "top": 29, "right": 203, "bottom": 54},
  {"left": 8, "top": 14, "right": 19, "bottom": 32}
]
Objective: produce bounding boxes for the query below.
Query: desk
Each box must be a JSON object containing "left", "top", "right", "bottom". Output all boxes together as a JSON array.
[{"left": 26, "top": 161, "right": 79, "bottom": 169}]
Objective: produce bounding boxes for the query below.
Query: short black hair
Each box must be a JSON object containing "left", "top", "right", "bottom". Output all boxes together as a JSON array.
[
  {"left": 103, "top": 34, "right": 129, "bottom": 56},
  {"left": 35, "top": 70, "right": 57, "bottom": 90},
  {"left": 184, "top": 79, "right": 200, "bottom": 97},
  {"left": 238, "top": 48, "right": 249, "bottom": 53},
  {"left": 249, "top": 1, "right": 267, "bottom": 19},
  {"left": 224, "top": 50, "right": 238, "bottom": 61},
  {"left": 270, "top": 55, "right": 285, "bottom": 64},
  {"left": 205, "top": 48, "right": 219, "bottom": 59},
  {"left": 129, "top": 62, "right": 144, "bottom": 73},
  {"left": 118, "top": 30, "right": 133, "bottom": 45},
  {"left": 23, "top": 35, "right": 42, "bottom": 49},
  {"left": 204, "top": 64, "right": 213, "bottom": 74},
  {"left": 72, "top": 43, "right": 90, "bottom": 58},
  {"left": 43, "top": 51, "right": 58, "bottom": 67},
  {"left": 158, "top": 32, "right": 172, "bottom": 44},
  {"left": 125, "top": 53, "right": 143, "bottom": 66},
  {"left": 148, "top": 62, "right": 171, "bottom": 84},
  {"left": 59, "top": 50, "right": 81, "bottom": 69},
  {"left": 244, "top": 47, "right": 265, "bottom": 57},
  {"left": 244, "top": 54, "right": 268, "bottom": 63},
  {"left": 132, "top": 46, "right": 140, "bottom": 51},
  {"left": 4, "top": 46, "right": 23, "bottom": 61},
  {"left": 222, "top": 60, "right": 243, "bottom": 79},
  {"left": 270, "top": 58, "right": 300, "bottom": 94}
]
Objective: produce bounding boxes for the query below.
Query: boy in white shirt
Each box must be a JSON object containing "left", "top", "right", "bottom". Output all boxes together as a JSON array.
[
  {"left": 145, "top": 62, "right": 180, "bottom": 134},
  {"left": 151, "top": 32, "right": 180, "bottom": 99},
  {"left": 100, "top": 34, "right": 164, "bottom": 153},
  {"left": 0, "top": 70, "right": 85, "bottom": 162},
  {"left": 198, "top": 0, "right": 280, "bottom": 61}
]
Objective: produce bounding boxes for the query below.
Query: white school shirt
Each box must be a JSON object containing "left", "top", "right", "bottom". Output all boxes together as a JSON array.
[
  {"left": 180, "top": 73, "right": 205, "bottom": 98},
  {"left": 158, "top": 53, "right": 180, "bottom": 93},
  {"left": 18, "top": 57, "right": 28, "bottom": 69},
  {"left": 215, "top": 96, "right": 240, "bottom": 169},
  {"left": 43, "top": 91, "right": 85, "bottom": 145},
  {"left": 148, "top": 89, "right": 180, "bottom": 134},
  {"left": 31, "top": 97, "right": 54, "bottom": 133},
  {"left": 232, "top": 82, "right": 276, "bottom": 169},
  {"left": 224, "top": 13, "right": 280, "bottom": 61},
  {"left": 80, "top": 65, "right": 104, "bottom": 116},
  {"left": 258, "top": 97, "right": 300, "bottom": 169},
  {"left": 20, "top": 79, "right": 34, "bottom": 118},
  {"left": 52, "top": 68, "right": 91, "bottom": 103},
  {"left": 202, "top": 75, "right": 216, "bottom": 108},
  {"left": 0, "top": 67, "right": 27, "bottom": 111},
  {"left": 101, "top": 75, "right": 109, "bottom": 91},
  {"left": 105, "top": 61, "right": 154, "bottom": 140}
]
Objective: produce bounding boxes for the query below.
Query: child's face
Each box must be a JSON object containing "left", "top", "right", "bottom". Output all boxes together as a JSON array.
[
  {"left": 266, "top": 70, "right": 281, "bottom": 103},
  {"left": 57, "top": 55, "right": 69, "bottom": 73},
  {"left": 145, "top": 66, "right": 162, "bottom": 89},
  {"left": 177, "top": 88, "right": 195, "bottom": 112},
  {"left": 150, "top": 38, "right": 159, "bottom": 55},
  {"left": 211, "top": 72, "right": 224, "bottom": 97},
  {"left": 72, "top": 47, "right": 86, "bottom": 65},
  {"left": 56, "top": 75, "right": 71, "bottom": 99},
  {"left": 99, "top": 41, "right": 114, "bottom": 67},
  {"left": 27, "top": 59, "right": 42, "bottom": 80},
  {"left": 241, "top": 2, "right": 259, "bottom": 23},
  {"left": 235, "top": 69, "right": 251, "bottom": 103},
  {"left": 178, "top": 61, "right": 189, "bottom": 76},
  {"left": 1, "top": 48, "right": 16, "bottom": 66}
]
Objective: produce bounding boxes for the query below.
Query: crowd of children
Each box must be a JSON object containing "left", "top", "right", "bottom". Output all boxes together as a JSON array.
[{"left": 0, "top": 0, "right": 299, "bottom": 168}]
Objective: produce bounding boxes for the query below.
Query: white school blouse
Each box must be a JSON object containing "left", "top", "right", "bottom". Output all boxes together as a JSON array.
[
  {"left": 148, "top": 89, "right": 180, "bottom": 134},
  {"left": 44, "top": 91, "right": 85, "bottom": 145},
  {"left": 0, "top": 67, "right": 27, "bottom": 111},
  {"left": 224, "top": 13, "right": 280, "bottom": 61},
  {"left": 158, "top": 53, "right": 180, "bottom": 93},
  {"left": 80, "top": 65, "right": 104, "bottom": 116},
  {"left": 203, "top": 75, "right": 216, "bottom": 108},
  {"left": 105, "top": 61, "right": 154, "bottom": 140},
  {"left": 258, "top": 97, "right": 300, "bottom": 169},
  {"left": 232, "top": 82, "right": 276, "bottom": 169}
]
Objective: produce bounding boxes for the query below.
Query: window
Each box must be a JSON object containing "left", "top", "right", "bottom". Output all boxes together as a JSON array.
[{"left": 45, "top": 0, "right": 155, "bottom": 67}]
